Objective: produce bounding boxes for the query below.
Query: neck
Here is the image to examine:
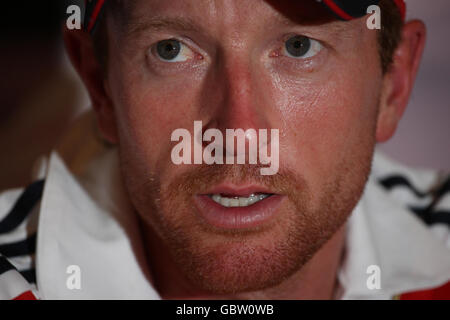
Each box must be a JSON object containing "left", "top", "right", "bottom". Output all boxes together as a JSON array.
[{"left": 143, "top": 223, "right": 347, "bottom": 300}]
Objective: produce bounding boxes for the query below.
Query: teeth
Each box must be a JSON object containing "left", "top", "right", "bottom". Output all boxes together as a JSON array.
[
  {"left": 229, "top": 198, "right": 239, "bottom": 207},
  {"left": 239, "top": 197, "right": 248, "bottom": 206},
  {"left": 210, "top": 193, "right": 270, "bottom": 207},
  {"left": 221, "top": 197, "right": 230, "bottom": 207},
  {"left": 247, "top": 195, "right": 258, "bottom": 205}
]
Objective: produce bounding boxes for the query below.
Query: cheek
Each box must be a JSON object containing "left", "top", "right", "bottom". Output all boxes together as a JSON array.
[
  {"left": 272, "top": 65, "right": 382, "bottom": 194},
  {"left": 108, "top": 62, "right": 202, "bottom": 174}
]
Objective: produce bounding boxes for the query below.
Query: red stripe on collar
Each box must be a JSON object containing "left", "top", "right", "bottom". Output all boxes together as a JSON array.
[
  {"left": 397, "top": 281, "right": 450, "bottom": 300},
  {"left": 12, "top": 290, "right": 38, "bottom": 300}
]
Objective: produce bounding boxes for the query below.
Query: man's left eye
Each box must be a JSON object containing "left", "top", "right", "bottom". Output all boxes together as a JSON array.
[
  {"left": 154, "top": 39, "right": 195, "bottom": 62},
  {"left": 283, "top": 35, "right": 323, "bottom": 59}
]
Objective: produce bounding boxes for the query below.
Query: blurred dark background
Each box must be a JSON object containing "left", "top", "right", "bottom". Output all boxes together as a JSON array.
[
  {"left": 0, "top": 1, "right": 85, "bottom": 119},
  {"left": 0, "top": 1, "right": 89, "bottom": 191},
  {"left": 0, "top": 0, "right": 449, "bottom": 192}
]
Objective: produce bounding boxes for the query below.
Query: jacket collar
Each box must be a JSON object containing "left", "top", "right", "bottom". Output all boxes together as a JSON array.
[
  {"left": 339, "top": 153, "right": 450, "bottom": 299},
  {"left": 36, "top": 148, "right": 161, "bottom": 299},
  {"left": 35, "top": 112, "right": 160, "bottom": 299}
]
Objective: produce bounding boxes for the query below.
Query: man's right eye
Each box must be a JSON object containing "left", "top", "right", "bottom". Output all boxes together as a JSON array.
[
  {"left": 283, "top": 35, "right": 323, "bottom": 59},
  {"left": 154, "top": 39, "right": 195, "bottom": 62}
]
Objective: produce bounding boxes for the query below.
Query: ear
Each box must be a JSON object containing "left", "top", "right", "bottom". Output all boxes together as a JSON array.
[
  {"left": 376, "top": 20, "right": 427, "bottom": 142},
  {"left": 63, "top": 28, "right": 118, "bottom": 144}
]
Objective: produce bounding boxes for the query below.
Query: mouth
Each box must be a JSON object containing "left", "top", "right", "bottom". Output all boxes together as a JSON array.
[
  {"left": 209, "top": 193, "right": 272, "bottom": 207},
  {"left": 194, "top": 184, "right": 284, "bottom": 230}
]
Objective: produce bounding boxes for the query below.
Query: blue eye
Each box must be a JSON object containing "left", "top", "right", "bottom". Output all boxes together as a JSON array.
[
  {"left": 283, "top": 35, "right": 322, "bottom": 59},
  {"left": 155, "top": 39, "right": 194, "bottom": 62}
]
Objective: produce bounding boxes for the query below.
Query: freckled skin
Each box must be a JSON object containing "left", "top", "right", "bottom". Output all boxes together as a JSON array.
[
  {"left": 66, "top": 0, "right": 426, "bottom": 299},
  {"left": 106, "top": 0, "right": 380, "bottom": 298}
]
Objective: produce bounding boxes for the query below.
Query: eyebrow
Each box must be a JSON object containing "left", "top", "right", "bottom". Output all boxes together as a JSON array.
[
  {"left": 122, "top": 12, "right": 352, "bottom": 42},
  {"left": 125, "top": 16, "right": 202, "bottom": 37},
  {"left": 271, "top": 10, "right": 351, "bottom": 38}
]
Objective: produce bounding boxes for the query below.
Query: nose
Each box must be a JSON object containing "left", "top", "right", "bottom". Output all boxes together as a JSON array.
[{"left": 200, "top": 50, "right": 275, "bottom": 159}]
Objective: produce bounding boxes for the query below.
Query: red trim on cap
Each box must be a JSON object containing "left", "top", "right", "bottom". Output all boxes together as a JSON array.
[
  {"left": 322, "top": 0, "right": 354, "bottom": 21},
  {"left": 323, "top": 0, "right": 406, "bottom": 22},
  {"left": 86, "top": 0, "right": 107, "bottom": 33}
]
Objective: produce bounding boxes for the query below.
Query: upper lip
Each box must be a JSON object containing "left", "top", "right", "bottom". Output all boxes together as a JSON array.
[{"left": 200, "top": 183, "right": 277, "bottom": 197}]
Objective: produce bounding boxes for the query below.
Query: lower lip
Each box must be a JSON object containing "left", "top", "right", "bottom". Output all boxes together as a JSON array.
[{"left": 194, "top": 194, "right": 284, "bottom": 230}]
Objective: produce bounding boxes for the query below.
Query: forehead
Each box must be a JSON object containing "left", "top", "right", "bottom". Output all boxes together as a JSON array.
[
  {"left": 114, "top": 0, "right": 360, "bottom": 37},
  {"left": 121, "top": 0, "right": 327, "bottom": 19}
]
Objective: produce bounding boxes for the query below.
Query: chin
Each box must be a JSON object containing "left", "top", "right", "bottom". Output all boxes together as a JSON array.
[{"left": 158, "top": 201, "right": 339, "bottom": 295}]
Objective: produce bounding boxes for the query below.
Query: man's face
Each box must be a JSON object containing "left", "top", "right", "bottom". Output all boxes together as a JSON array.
[{"left": 103, "top": 0, "right": 383, "bottom": 293}]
